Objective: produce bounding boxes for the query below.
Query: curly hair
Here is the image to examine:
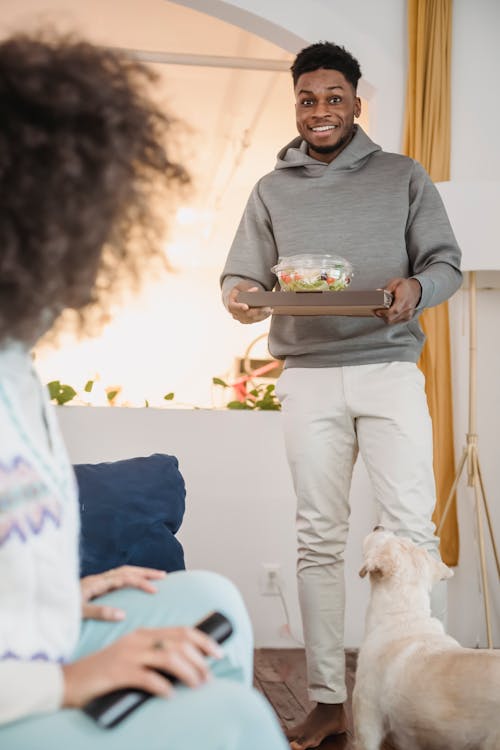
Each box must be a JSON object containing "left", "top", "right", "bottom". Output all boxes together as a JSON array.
[
  {"left": 291, "top": 41, "right": 362, "bottom": 91},
  {"left": 0, "top": 31, "right": 189, "bottom": 345}
]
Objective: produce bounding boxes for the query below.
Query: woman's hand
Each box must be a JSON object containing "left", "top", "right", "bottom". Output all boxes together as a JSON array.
[
  {"left": 62, "top": 626, "right": 223, "bottom": 707},
  {"left": 81, "top": 566, "right": 167, "bottom": 622}
]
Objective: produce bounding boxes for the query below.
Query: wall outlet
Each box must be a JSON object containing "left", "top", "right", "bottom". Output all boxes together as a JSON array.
[{"left": 260, "top": 563, "right": 282, "bottom": 596}]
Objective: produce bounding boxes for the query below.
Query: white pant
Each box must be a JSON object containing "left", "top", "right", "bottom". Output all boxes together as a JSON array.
[{"left": 275, "top": 362, "right": 441, "bottom": 704}]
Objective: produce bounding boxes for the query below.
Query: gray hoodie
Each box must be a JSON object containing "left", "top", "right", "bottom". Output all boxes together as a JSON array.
[{"left": 221, "top": 126, "right": 462, "bottom": 367}]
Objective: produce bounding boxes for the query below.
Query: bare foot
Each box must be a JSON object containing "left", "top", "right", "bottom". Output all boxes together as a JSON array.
[{"left": 285, "top": 703, "right": 347, "bottom": 749}]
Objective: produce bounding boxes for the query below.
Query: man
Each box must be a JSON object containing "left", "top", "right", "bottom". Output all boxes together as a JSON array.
[{"left": 221, "top": 41, "right": 461, "bottom": 749}]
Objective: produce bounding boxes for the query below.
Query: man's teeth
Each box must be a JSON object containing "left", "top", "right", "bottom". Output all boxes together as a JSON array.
[{"left": 312, "top": 125, "right": 337, "bottom": 132}]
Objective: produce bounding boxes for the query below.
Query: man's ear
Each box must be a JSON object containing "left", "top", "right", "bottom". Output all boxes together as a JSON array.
[{"left": 354, "top": 96, "right": 361, "bottom": 119}]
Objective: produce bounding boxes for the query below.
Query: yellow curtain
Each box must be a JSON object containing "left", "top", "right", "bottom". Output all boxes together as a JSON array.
[{"left": 403, "top": 0, "right": 459, "bottom": 565}]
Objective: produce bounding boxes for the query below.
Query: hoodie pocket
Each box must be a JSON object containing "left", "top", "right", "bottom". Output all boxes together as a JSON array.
[{"left": 406, "top": 318, "right": 425, "bottom": 344}]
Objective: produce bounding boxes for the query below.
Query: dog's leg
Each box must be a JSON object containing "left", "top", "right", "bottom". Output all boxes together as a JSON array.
[
  {"left": 354, "top": 721, "right": 384, "bottom": 750},
  {"left": 484, "top": 735, "right": 500, "bottom": 750},
  {"left": 353, "top": 692, "right": 384, "bottom": 750}
]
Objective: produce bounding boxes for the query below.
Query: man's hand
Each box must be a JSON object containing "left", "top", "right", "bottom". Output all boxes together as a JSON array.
[
  {"left": 374, "top": 278, "right": 422, "bottom": 324},
  {"left": 81, "top": 566, "right": 167, "bottom": 622},
  {"left": 227, "top": 282, "right": 272, "bottom": 324}
]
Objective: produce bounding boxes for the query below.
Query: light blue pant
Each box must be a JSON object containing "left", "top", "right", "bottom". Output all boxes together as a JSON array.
[{"left": 0, "top": 570, "right": 288, "bottom": 750}]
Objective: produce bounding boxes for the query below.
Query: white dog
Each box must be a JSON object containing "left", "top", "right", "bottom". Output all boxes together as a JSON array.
[{"left": 353, "top": 527, "right": 500, "bottom": 750}]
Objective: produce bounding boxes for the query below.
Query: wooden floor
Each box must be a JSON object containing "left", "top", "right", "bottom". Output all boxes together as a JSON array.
[{"left": 254, "top": 649, "right": 396, "bottom": 749}]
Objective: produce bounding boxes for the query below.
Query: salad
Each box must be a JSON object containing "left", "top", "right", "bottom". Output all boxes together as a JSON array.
[{"left": 272, "top": 254, "right": 353, "bottom": 292}]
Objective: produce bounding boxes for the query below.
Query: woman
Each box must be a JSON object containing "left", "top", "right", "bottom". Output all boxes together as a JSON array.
[{"left": 0, "top": 31, "right": 287, "bottom": 750}]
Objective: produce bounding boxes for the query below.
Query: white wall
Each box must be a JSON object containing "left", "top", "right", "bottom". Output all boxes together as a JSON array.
[{"left": 451, "top": 0, "right": 500, "bottom": 180}]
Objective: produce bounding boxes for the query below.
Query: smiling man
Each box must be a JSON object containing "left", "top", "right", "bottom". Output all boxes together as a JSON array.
[
  {"left": 294, "top": 66, "right": 361, "bottom": 162},
  {"left": 221, "top": 42, "right": 461, "bottom": 749}
]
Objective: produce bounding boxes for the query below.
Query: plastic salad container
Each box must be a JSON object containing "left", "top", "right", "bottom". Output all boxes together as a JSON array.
[{"left": 272, "top": 254, "right": 353, "bottom": 292}]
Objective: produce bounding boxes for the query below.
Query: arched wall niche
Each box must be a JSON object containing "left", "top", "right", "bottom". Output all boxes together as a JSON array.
[
  {"left": 172, "top": 0, "right": 307, "bottom": 55},
  {"left": 170, "top": 0, "right": 407, "bottom": 151},
  {"left": 170, "top": 0, "right": 376, "bottom": 99}
]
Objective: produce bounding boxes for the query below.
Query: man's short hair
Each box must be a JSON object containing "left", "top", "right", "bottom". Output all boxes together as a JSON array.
[{"left": 291, "top": 41, "right": 362, "bottom": 91}]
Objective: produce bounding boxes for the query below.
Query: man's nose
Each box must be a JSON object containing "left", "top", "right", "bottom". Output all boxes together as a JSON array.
[{"left": 312, "top": 101, "right": 331, "bottom": 117}]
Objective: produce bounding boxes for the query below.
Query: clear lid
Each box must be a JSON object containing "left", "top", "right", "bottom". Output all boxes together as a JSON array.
[{"left": 272, "top": 254, "right": 353, "bottom": 274}]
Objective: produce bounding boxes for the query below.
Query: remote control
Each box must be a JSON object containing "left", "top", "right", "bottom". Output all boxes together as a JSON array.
[{"left": 82, "top": 611, "right": 233, "bottom": 728}]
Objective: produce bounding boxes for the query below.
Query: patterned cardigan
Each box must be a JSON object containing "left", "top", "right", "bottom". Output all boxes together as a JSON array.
[{"left": 0, "top": 342, "right": 81, "bottom": 724}]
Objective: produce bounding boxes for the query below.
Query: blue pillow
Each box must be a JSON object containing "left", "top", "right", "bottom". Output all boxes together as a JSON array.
[{"left": 74, "top": 453, "right": 186, "bottom": 577}]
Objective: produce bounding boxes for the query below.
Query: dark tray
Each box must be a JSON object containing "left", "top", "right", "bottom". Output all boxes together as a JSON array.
[{"left": 237, "top": 289, "right": 393, "bottom": 316}]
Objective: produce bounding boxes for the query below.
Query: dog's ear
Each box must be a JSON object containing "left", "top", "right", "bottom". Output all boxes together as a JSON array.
[
  {"left": 433, "top": 558, "right": 454, "bottom": 581},
  {"left": 359, "top": 543, "right": 397, "bottom": 580}
]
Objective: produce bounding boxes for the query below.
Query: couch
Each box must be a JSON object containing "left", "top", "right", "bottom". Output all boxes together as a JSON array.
[{"left": 74, "top": 453, "right": 186, "bottom": 577}]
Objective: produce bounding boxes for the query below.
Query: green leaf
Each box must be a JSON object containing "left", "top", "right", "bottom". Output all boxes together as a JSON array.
[
  {"left": 47, "top": 380, "right": 77, "bottom": 406},
  {"left": 258, "top": 399, "right": 281, "bottom": 411},
  {"left": 106, "top": 390, "right": 119, "bottom": 402},
  {"left": 227, "top": 400, "right": 252, "bottom": 409},
  {"left": 47, "top": 381, "right": 61, "bottom": 400},
  {"left": 250, "top": 382, "right": 281, "bottom": 411},
  {"left": 144, "top": 400, "right": 149, "bottom": 408},
  {"left": 212, "top": 377, "right": 228, "bottom": 388},
  {"left": 163, "top": 392, "right": 175, "bottom": 401},
  {"left": 84, "top": 380, "right": 94, "bottom": 393}
]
